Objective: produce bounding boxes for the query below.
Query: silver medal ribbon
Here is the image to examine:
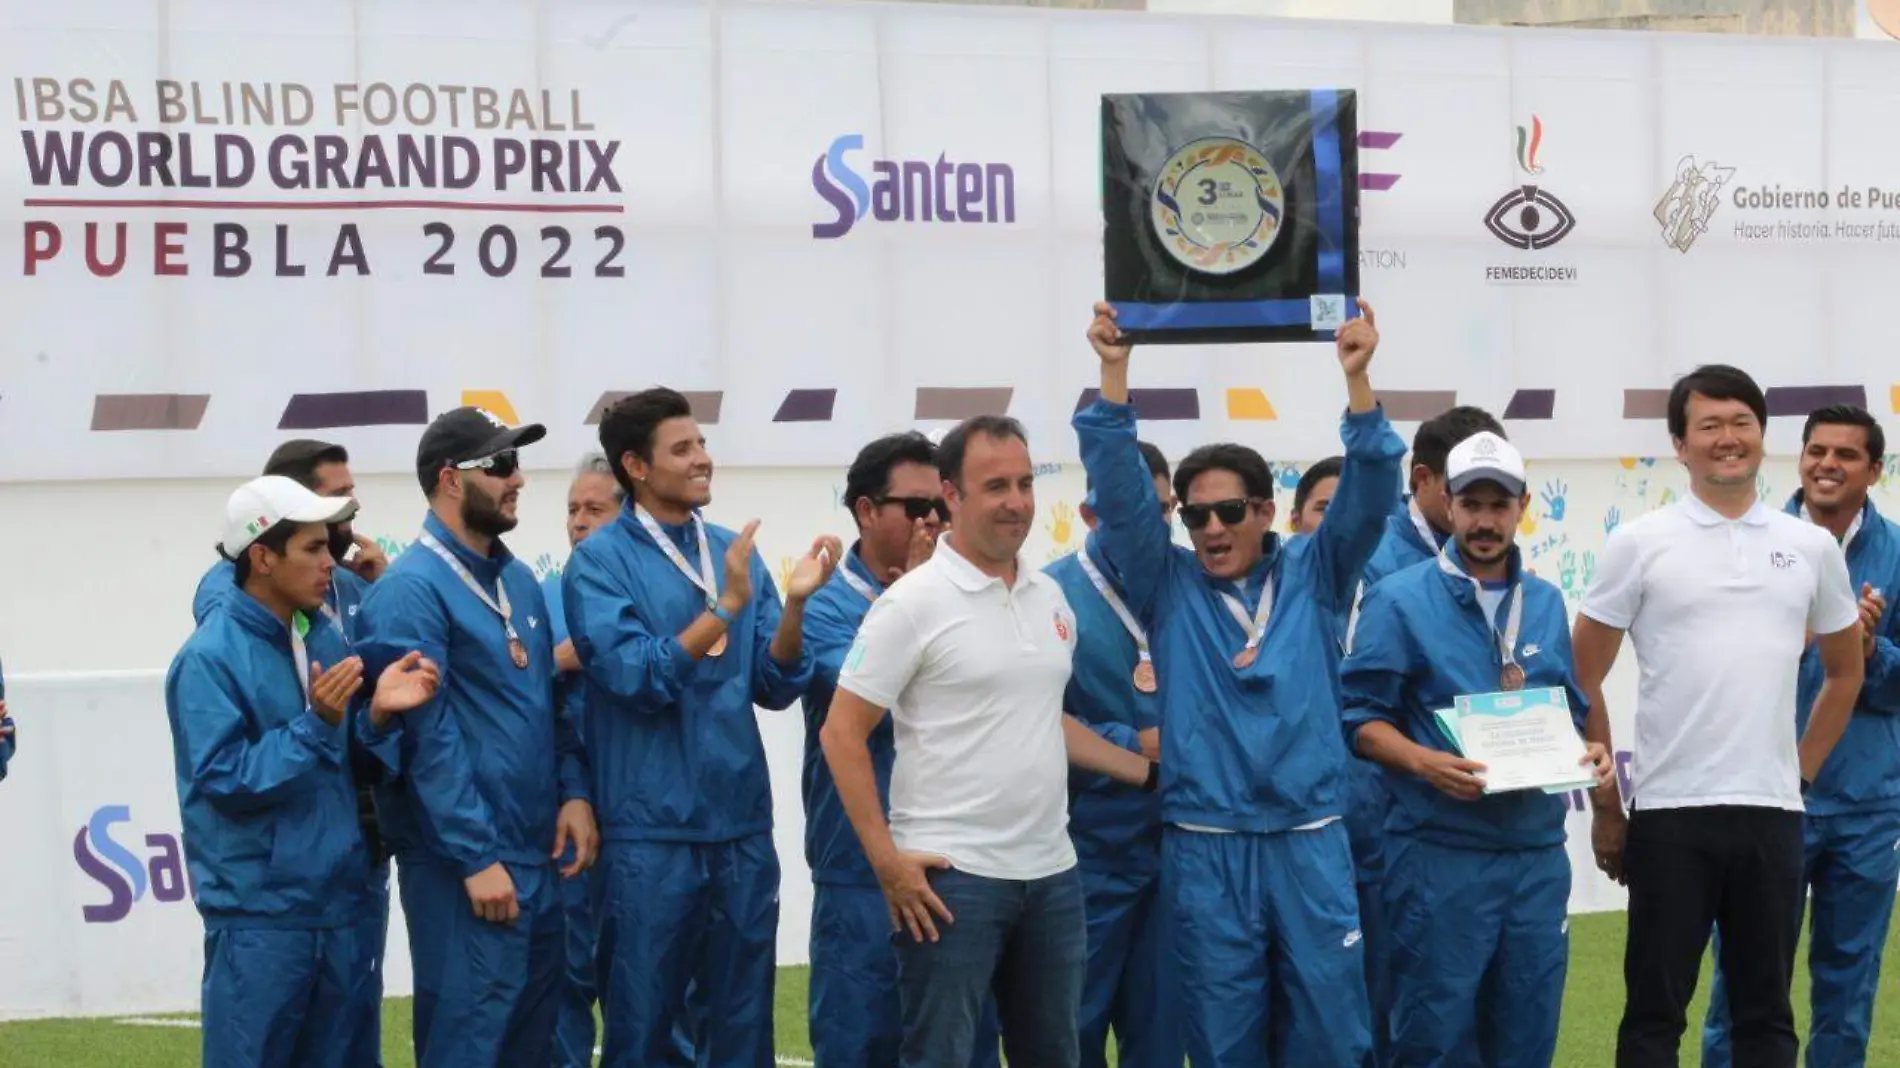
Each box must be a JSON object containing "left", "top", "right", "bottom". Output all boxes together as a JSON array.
[
  {"left": 837, "top": 560, "right": 880, "bottom": 605},
  {"left": 1800, "top": 503, "right": 1864, "bottom": 554},
  {"left": 1436, "top": 545, "right": 1523, "bottom": 673},
  {"left": 635, "top": 506, "right": 719, "bottom": 608},
  {"left": 1218, "top": 575, "right": 1276, "bottom": 652},
  {"left": 419, "top": 531, "right": 519, "bottom": 644},
  {"left": 1078, "top": 543, "right": 1150, "bottom": 659}
]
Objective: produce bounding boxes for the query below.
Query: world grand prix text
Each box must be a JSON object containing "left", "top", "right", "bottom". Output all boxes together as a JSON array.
[{"left": 13, "top": 79, "right": 627, "bottom": 279}]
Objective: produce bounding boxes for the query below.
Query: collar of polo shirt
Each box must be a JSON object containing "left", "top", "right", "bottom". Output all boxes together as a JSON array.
[
  {"left": 933, "top": 531, "right": 1035, "bottom": 593},
  {"left": 1681, "top": 493, "right": 1771, "bottom": 528}
]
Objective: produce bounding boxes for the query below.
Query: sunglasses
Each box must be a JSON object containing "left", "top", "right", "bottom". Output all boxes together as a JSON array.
[
  {"left": 1179, "top": 498, "right": 1255, "bottom": 530},
  {"left": 877, "top": 495, "right": 950, "bottom": 522},
  {"left": 454, "top": 449, "right": 520, "bottom": 479}
]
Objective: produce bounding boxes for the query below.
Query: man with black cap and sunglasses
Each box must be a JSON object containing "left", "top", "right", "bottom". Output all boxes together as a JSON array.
[
  {"left": 797, "top": 432, "right": 1005, "bottom": 1068},
  {"left": 356, "top": 407, "right": 597, "bottom": 1068},
  {"left": 1079, "top": 298, "right": 1405, "bottom": 1068},
  {"left": 564, "top": 386, "right": 838, "bottom": 1068}
]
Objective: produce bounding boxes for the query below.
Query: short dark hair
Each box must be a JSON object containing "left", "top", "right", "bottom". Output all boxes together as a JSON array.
[
  {"left": 1294, "top": 456, "right": 1345, "bottom": 515},
  {"left": 1667, "top": 364, "right": 1767, "bottom": 441},
  {"left": 1802, "top": 405, "right": 1886, "bottom": 461},
  {"left": 598, "top": 388, "right": 694, "bottom": 497},
  {"left": 1411, "top": 407, "right": 1505, "bottom": 483},
  {"left": 936, "top": 415, "right": 1029, "bottom": 489},
  {"left": 1084, "top": 440, "right": 1171, "bottom": 495},
  {"left": 844, "top": 432, "right": 940, "bottom": 515},
  {"left": 1174, "top": 443, "right": 1275, "bottom": 504},
  {"left": 232, "top": 521, "right": 303, "bottom": 588},
  {"left": 262, "top": 440, "right": 348, "bottom": 491}
]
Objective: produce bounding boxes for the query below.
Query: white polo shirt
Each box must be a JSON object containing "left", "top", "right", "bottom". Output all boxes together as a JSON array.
[
  {"left": 837, "top": 534, "right": 1080, "bottom": 880},
  {"left": 1580, "top": 494, "right": 1857, "bottom": 812}
]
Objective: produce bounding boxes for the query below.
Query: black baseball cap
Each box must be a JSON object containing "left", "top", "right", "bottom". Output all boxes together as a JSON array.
[
  {"left": 263, "top": 439, "right": 349, "bottom": 484},
  {"left": 416, "top": 407, "right": 547, "bottom": 491}
]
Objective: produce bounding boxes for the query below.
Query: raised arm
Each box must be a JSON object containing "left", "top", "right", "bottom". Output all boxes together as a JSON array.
[
  {"left": 1072, "top": 303, "right": 1174, "bottom": 618},
  {"left": 755, "top": 536, "right": 837, "bottom": 709},
  {"left": 1309, "top": 303, "right": 1406, "bottom": 605}
]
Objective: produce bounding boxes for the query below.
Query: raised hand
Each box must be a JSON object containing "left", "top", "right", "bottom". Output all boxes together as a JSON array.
[
  {"left": 309, "top": 658, "right": 366, "bottom": 726},
  {"left": 786, "top": 534, "right": 845, "bottom": 601},
  {"left": 1335, "top": 299, "right": 1378, "bottom": 378},
  {"left": 369, "top": 651, "right": 441, "bottom": 726},
  {"left": 720, "top": 520, "right": 761, "bottom": 613},
  {"left": 1087, "top": 301, "right": 1131, "bottom": 365},
  {"left": 344, "top": 533, "right": 388, "bottom": 582},
  {"left": 900, "top": 518, "right": 937, "bottom": 579}
]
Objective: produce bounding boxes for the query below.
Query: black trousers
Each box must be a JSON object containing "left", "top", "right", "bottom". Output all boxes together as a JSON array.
[{"left": 1616, "top": 805, "right": 1806, "bottom": 1068}]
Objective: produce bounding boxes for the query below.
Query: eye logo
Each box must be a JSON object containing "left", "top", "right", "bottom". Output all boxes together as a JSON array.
[
  {"left": 72, "top": 804, "right": 190, "bottom": 923},
  {"left": 1484, "top": 115, "right": 1576, "bottom": 251},
  {"left": 810, "top": 134, "right": 1016, "bottom": 240}
]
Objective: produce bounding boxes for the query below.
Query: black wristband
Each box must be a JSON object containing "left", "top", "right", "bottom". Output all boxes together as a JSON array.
[{"left": 1142, "top": 761, "right": 1161, "bottom": 793}]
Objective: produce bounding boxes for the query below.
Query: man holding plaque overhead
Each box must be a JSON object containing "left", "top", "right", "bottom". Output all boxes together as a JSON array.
[
  {"left": 563, "top": 387, "right": 839, "bottom": 1068},
  {"left": 1080, "top": 298, "right": 1405, "bottom": 1067},
  {"left": 1340, "top": 431, "right": 1613, "bottom": 1068},
  {"left": 1043, "top": 440, "right": 1179, "bottom": 1068}
]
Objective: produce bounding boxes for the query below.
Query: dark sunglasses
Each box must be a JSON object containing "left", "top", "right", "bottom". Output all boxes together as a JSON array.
[
  {"left": 454, "top": 449, "right": 521, "bottom": 479},
  {"left": 1179, "top": 497, "right": 1254, "bottom": 530},
  {"left": 877, "top": 495, "right": 949, "bottom": 522}
]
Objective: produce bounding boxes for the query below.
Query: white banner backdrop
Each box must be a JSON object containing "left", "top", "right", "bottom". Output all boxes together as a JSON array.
[{"left": 6, "top": 0, "right": 1900, "bottom": 482}]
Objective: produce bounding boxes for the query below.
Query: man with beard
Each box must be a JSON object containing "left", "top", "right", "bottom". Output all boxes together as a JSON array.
[
  {"left": 1078, "top": 299, "right": 1404, "bottom": 1068},
  {"left": 822, "top": 414, "right": 1159, "bottom": 1068},
  {"left": 1701, "top": 405, "right": 1900, "bottom": 1068},
  {"left": 166, "top": 475, "right": 438, "bottom": 1068},
  {"left": 189, "top": 438, "right": 394, "bottom": 1068},
  {"left": 543, "top": 453, "right": 625, "bottom": 1068},
  {"left": 1345, "top": 406, "right": 1506, "bottom": 1065},
  {"left": 800, "top": 431, "right": 1004, "bottom": 1068},
  {"left": 1574, "top": 366, "right": 1862, "bottom": 1068},
  {"left": 1043, "top": 439, "right": 1178, "bottom": 1068},
  {"left": 1290, "top": 457, "right": 1342, "bottom": 536},
  {"left": 1341, "top": 432, "right": 1612, "bottom": 1067},
  {"left": 356, "top": 408, "right": 598, "bottom": 1068},
  {"left": 563, "top": 387, "right": 838, "bottom": 1068}
]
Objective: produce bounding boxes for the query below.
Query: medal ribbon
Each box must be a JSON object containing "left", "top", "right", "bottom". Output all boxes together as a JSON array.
[
  {"left": 1217, "top": 574, "right": 1276, "bottom": 653},
  {"left": 1078, "top": 543, "right": 1151, "bottom": 661},
  {"left": 419, "top": 531, "right": 520, "bottom": 645},
  {"left": 290, "top": 611, "right": 313, "bottom": 707},
  {"left": 636, "top": 505, "right": 720, "bottom": 608},
  {"left": 837, "top": 559, "right": 880, "bottom": 606},
  {"left": 1800, "top": 502, "right": 1864, "bottom": 555},
  {"left": 1436, "top": 545, "right": 1523, "bottom": 674}
]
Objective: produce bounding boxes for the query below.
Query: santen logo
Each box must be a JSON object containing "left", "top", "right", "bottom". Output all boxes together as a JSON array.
[
  {"left": 73, "top": 804, "right": 191, "bottom": 923},
  {"left": 810, "top": 134, "right": 1016, "bottom": 240}
]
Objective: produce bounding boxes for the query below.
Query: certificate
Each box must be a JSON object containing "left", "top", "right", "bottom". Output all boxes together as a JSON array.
[{"left": 1452, "top": 688, "right": 1594, "bottom": 795}]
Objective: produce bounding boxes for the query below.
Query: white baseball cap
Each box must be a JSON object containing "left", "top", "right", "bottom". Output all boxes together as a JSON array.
[
  {"left": 1446, "top": 431, "right": 1527, "bottom": 497},
  {"left": 220, "top": 475, "right": 358, "bottom": 559}
]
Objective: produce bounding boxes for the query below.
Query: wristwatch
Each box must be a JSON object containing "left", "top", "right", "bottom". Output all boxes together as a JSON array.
[{"left": 1142, "top": 761, "right": 1161, "bottom": 794}]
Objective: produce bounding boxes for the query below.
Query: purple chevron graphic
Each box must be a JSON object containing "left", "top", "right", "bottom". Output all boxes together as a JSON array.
[{"left": 1358, "top": 130, "right": 1402, "bottom": 192}]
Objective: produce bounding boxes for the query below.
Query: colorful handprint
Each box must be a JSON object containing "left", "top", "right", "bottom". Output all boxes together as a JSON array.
[
  {"left": 1604, "top": 507, "right": 1622, "bottom": 536},
  {"left": 1540, "top": 479, "right": 1569, "bottom": 523},
  {"left": 1048, "top": 500, "right": 1076, "bottom": 547}
]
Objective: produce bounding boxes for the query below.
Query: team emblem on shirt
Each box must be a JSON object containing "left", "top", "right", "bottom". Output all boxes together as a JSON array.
[
  {"left": 1769, "top": 551, "right": 1795, "bottom": 570},
  {"left": 1053, "top": 611, "right": 1072, "bottom": 642}
]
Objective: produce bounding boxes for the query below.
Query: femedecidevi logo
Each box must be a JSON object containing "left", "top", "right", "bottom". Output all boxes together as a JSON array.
[
  {"left": 811, "top": 134, "right": 1016, "bottom": 239},
  {"left": 73, "top": 804, "right": 191, "bottom": 923}
]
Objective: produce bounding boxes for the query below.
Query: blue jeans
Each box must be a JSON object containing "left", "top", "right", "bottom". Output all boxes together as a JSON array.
[{"left": 894, "top": 866, "right": 1087, "bottom": 1068}]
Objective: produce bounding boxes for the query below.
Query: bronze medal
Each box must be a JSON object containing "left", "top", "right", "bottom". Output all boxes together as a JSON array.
[
  {"left": 509, "top": 637, "right": 529, "bottom": 670},
  {"left": 1133, "top": 659, "right": 1158, "bottom": 694},
  {"left": 708, "top": 633, "right": 728, "bottom": 658},
  {"left": 1232, "top": 645, "right": 1258, "bottom": 670},
  {"left": 1499, "top": 662, "right": 1525, "bottom": 692}
]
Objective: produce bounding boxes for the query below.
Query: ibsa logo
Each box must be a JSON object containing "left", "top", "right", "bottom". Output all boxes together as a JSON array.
[
  {"left": 72, "top": 805, "right": 192, "bottom": 924},
  {"left": 810, "top": 134, "right": 1016, "bottom": 240}
]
